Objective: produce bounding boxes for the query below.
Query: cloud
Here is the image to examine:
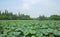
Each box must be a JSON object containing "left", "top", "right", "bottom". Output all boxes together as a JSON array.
[
  {"left": 22, "top": 0, "right": 40, "bottom": 4},
  {"left": 22, "top": 0, "right": 48, "bottom": 4},
  {"left": 21, "top": 0, "right": 49, "bottom": 11},
  {"left": 21, "top": 0, "right": 60, "bottom": 18},
  {"left": 21, "top": 0, "right": 42, "bottom": 10},
  {"left": 22, "top": 3, "right": 30, "bottom": 10}
]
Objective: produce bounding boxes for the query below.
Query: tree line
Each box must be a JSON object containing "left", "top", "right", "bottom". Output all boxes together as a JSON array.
[{"left": 0, "top": 10, "right": 60, "bottom": 20}]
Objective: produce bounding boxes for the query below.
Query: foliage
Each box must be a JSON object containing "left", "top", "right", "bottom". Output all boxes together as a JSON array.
[
  {"left": 0, "top": 10, "right": 31, "bottom": 20},
  {"left": 0, "top": 20, "right": 60, "bottom": 37},
  {"left": 49, "top": 15, "right": 60, "bottom": 20},
  {"left": 0, "top": 10, "right": 60, "bottom": 20},
  {"left": 37, "top": 15, "right": 48, "bottom": 20}
]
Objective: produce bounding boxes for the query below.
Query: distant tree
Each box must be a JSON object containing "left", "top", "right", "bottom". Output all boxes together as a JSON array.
[
  {"left": 1, "top": 10, "right": 60, "bottom": 20},
  {"left": 0, "top": 10, "right": 1, "bottom": 15},
  {"left": 37, "top": 15, "right": 48, "bottom": 20},
  {"left": 0, "top": 11, "right": 1, "bottom": 20},
  {"left": 49, "top": 15, "right": 60, "bottom": 20},
  {"left": 5, "top": 10, "right": 9, "bottom": 15},
  {"left": 18, "top": 12, "right": 20, "bottom": 16},
  {"left": 0, "top": 10, "right": 32, "bottom": 20},
  {"left": 19, "top": 14, "right": 30, "bottom": 20}
]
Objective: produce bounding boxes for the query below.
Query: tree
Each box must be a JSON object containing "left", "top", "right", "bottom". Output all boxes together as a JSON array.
[
  {"left": 37, "top": 15, "right": 48, "bottom": 20},
  {"left": 49, "top": 15, "right": 60, "bottom": 20},
  {"left": 5, "top": 10, "right": 8, "bottom": 15},
  {"left": 0, "top": 10, "right": 1, "bottom": 15}
]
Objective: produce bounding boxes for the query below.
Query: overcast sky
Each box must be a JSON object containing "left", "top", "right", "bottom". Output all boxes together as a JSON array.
[{"left": 0, "top": 0, "right": 60, "bottom": 18}]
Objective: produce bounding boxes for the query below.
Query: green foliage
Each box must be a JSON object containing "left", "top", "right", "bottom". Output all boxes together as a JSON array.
[
  {"left": 0, "top": 20, "right": 60, "bottom": 37},
  {"left": 37, "top": 15, "right": 48, "bottom": 20},
  {"left": 0, "top": 10, "right": 31, "bottom": 20},
  {"left": 0, "top": 10, "right": 60, "bottom": 20},
  {"left": 49, "top": 15, "right": 60, "bottom": 20}
]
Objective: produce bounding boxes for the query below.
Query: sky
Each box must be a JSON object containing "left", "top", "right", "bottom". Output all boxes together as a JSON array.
[{"left": 0, "top": 0, "right": 60, "bottom": 18}]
